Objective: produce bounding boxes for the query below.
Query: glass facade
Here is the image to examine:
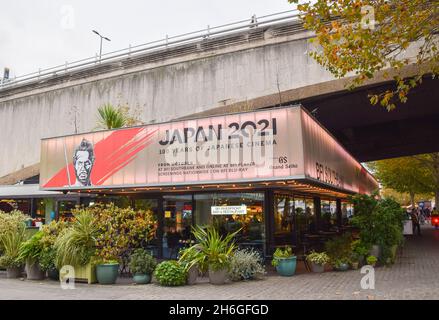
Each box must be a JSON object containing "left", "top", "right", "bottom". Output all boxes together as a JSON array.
[
  {"left": 195, "top": 192, "right": 265, "bottom": 257},
  {"left": 162, "top": 195, "right": 193, "bottom": 259},
  {"left": 16, "top": 188, "right": 350, "bottom": 259},
  {"left": 274, "top": 194, "right": 294, "bottom": 246},
  {"left": 57, "top": 200, "right": 78, "bottom": 221}
]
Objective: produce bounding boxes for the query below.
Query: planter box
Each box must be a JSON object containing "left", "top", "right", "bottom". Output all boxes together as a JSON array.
[{"left": 71, "top": 263, "right": 97, "bottom": 284}]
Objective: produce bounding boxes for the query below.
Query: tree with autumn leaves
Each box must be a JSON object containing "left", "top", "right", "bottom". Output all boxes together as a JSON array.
[
  {"left": 370, "top": 153, "right": 439, "bottom": 207},
  {"left": 289, "top": 0, "right": 438, "bottom": 110}
]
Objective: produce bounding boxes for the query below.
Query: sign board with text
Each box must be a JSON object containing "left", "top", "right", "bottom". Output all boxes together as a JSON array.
[
  {"left": 211, "top": 205, "right": 247, "bottom": 215},
  {"left": 40, "top": 106, "right": 377, "bottom": 194}
]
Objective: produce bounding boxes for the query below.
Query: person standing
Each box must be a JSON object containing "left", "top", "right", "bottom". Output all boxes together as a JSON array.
[{"left": 411, "top": 208, "right": 421, "bottom": 235}]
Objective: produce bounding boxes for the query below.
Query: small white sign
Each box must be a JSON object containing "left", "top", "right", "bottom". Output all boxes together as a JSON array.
[{"left": 211, "top": 205, "right": 247, "bottom": 215}]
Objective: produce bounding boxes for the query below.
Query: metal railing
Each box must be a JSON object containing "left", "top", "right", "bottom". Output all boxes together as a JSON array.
[{"left": 0, "top": 10, "right": 301, "bottom": 90}]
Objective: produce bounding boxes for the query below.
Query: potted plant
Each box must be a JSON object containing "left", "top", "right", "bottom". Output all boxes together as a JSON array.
[
  {"left": 228, "top": 248, "right": 266, "bottom": 281},
  {"left": 178, "top": 246, "right": 201, "bottom": 285},
  {"left": 39, "top": 220, "right": 67, "bottom": 281},
  {"left": 154, "top": 260, "right": 187, "bottom": 286},
  {"left": 39, "top": 247, "right": 59, "bottom": 280},
  {"left": 350, "top": 252, "right": 360, "bottom": 270},
  {"left": 189, "top": 226, "right": 238, "bottom": 285},
  {"left": 54, "top": 210, "right": 99, "bottom": 284},
  {"left": 0, "top": 229, "right": 26, "bottom": 278},
  {"left": 333, "top": 258, "right": 350, "bottom": 271},
  {"left": 351, "top": 240, "right": 369, "bottom": 266},
  {"left": 349, "top": 194, "right": 405, "bottom": 265},
  {"left": 324, "top": 234, "right": 353, "bottom": 272},
  {"left": 306, "top": 251, "right": 330, "bottom": 273},
  {"left": 272, "top": 246, "right": 296, "bottom": 276},
  {"left": 18, "top": 231, "right": 45, "bottom": 280},
  {"left": 129, "top": 248, "right": 157, "bottom": 284},
  {"left": 366, "top": 255, "right": 378, "bottom": 267}
]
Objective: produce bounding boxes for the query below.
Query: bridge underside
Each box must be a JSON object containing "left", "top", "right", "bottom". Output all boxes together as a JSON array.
[{"left": 298, "top": 76, "right": 439, "bottom": 162}]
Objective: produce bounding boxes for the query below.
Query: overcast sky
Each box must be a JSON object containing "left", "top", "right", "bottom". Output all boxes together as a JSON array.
[{"left": 0, "top": 0, "right": 296, "bottom": 77}]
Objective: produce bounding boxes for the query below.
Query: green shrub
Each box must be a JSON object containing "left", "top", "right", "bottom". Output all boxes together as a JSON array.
[
  {"left": 0, "top": 210, "right": 29, "bottom": 251},
  {"left": 83, "top": 203, "right": 156, "bottom": 264},
  {"left": 178, "top": 246, "right": 202, "bottom": 272},
  {"left": 0, "top": 225, "right": 27, "bottom": 268},
  {"left": 228, "top": 249, "right": 265, "bottom": 281},
  {"left": 18, "top": 231, "right": 44, "bottom": 264},
  {"left": 39, "top": 247, "right": 57, "bottom": 272},
  {"left": 366, "top": 255, "right": 378, "bottom": 265},
  {"left": 271, "top": 246, "right": 294, "bottom": 267},
  {"left": 154, "top": 261, "right": 186, "bottom": 286},
  {"left": 129, "top": 249, "right": 157, "bottom": 275},
  {"left": 324, "top": 234, "right": 353, "bottom": 267},
  {"left": 350, "top": 194, "right": 405, "bottom": 265}
]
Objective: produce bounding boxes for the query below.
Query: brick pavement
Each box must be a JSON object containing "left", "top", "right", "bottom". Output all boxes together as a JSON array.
[{"left": 1, "top": 225, "right": 439, "bottom": 300}]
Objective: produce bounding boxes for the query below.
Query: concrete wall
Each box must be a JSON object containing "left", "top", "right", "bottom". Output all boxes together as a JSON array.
[{"left": 0, "top": 32, "right": 337, "bottom": 179}]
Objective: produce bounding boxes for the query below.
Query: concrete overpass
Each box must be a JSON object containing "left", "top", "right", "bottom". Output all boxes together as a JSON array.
[{"left": 0, "top": 11, "right": 437, "bottom": 184}]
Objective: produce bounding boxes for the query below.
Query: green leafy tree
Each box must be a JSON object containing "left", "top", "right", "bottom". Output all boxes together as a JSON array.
[
  {"left": 371, "top": 153, "right": 439, "bottom": 206},
  {"left": 289, "top": 0, "right": 439, "bottom": 110},
  {"left": 370, "top": 156, "right": 433, "bottom": 206},
  {"left": 410, "top": 153, "right": 439, "bottom": 206}
]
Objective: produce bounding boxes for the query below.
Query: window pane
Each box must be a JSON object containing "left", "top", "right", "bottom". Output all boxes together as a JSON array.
[
  {"left": 163, "top": 195, "right": 193, "bottom": 259},
  {"left": 194, "top": 192, "right": 265, "bottom": 257}
]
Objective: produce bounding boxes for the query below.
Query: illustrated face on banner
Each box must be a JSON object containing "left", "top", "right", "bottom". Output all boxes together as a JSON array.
[{"left": 73, "top": 139, "right": 95, "bottom": 186}]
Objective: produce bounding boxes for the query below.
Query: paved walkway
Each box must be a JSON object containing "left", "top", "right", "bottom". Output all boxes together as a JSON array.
[{"left": 1, "top": 225, "right": 439, "bottom": 300}]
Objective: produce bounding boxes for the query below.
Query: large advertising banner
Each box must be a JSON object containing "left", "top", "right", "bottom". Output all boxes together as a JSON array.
[
  {"left": 40, "top": 107, "right": 305, "bottom": 190},
  {"left": 39, "top": 106, "right": 378, "bottom": 194}
]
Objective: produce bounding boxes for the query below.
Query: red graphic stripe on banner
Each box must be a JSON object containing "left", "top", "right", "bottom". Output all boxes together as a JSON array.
[
  {"left": 43, "top": 128, "right": 157, "bottom": 188},
  {"left": 93, "top": 130, "right": 156, "bottom": 185}
]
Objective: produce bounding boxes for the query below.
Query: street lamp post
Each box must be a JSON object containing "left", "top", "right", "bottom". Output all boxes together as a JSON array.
[{"left": 92, "top": 30, "right": 111, "bottom": 62}]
